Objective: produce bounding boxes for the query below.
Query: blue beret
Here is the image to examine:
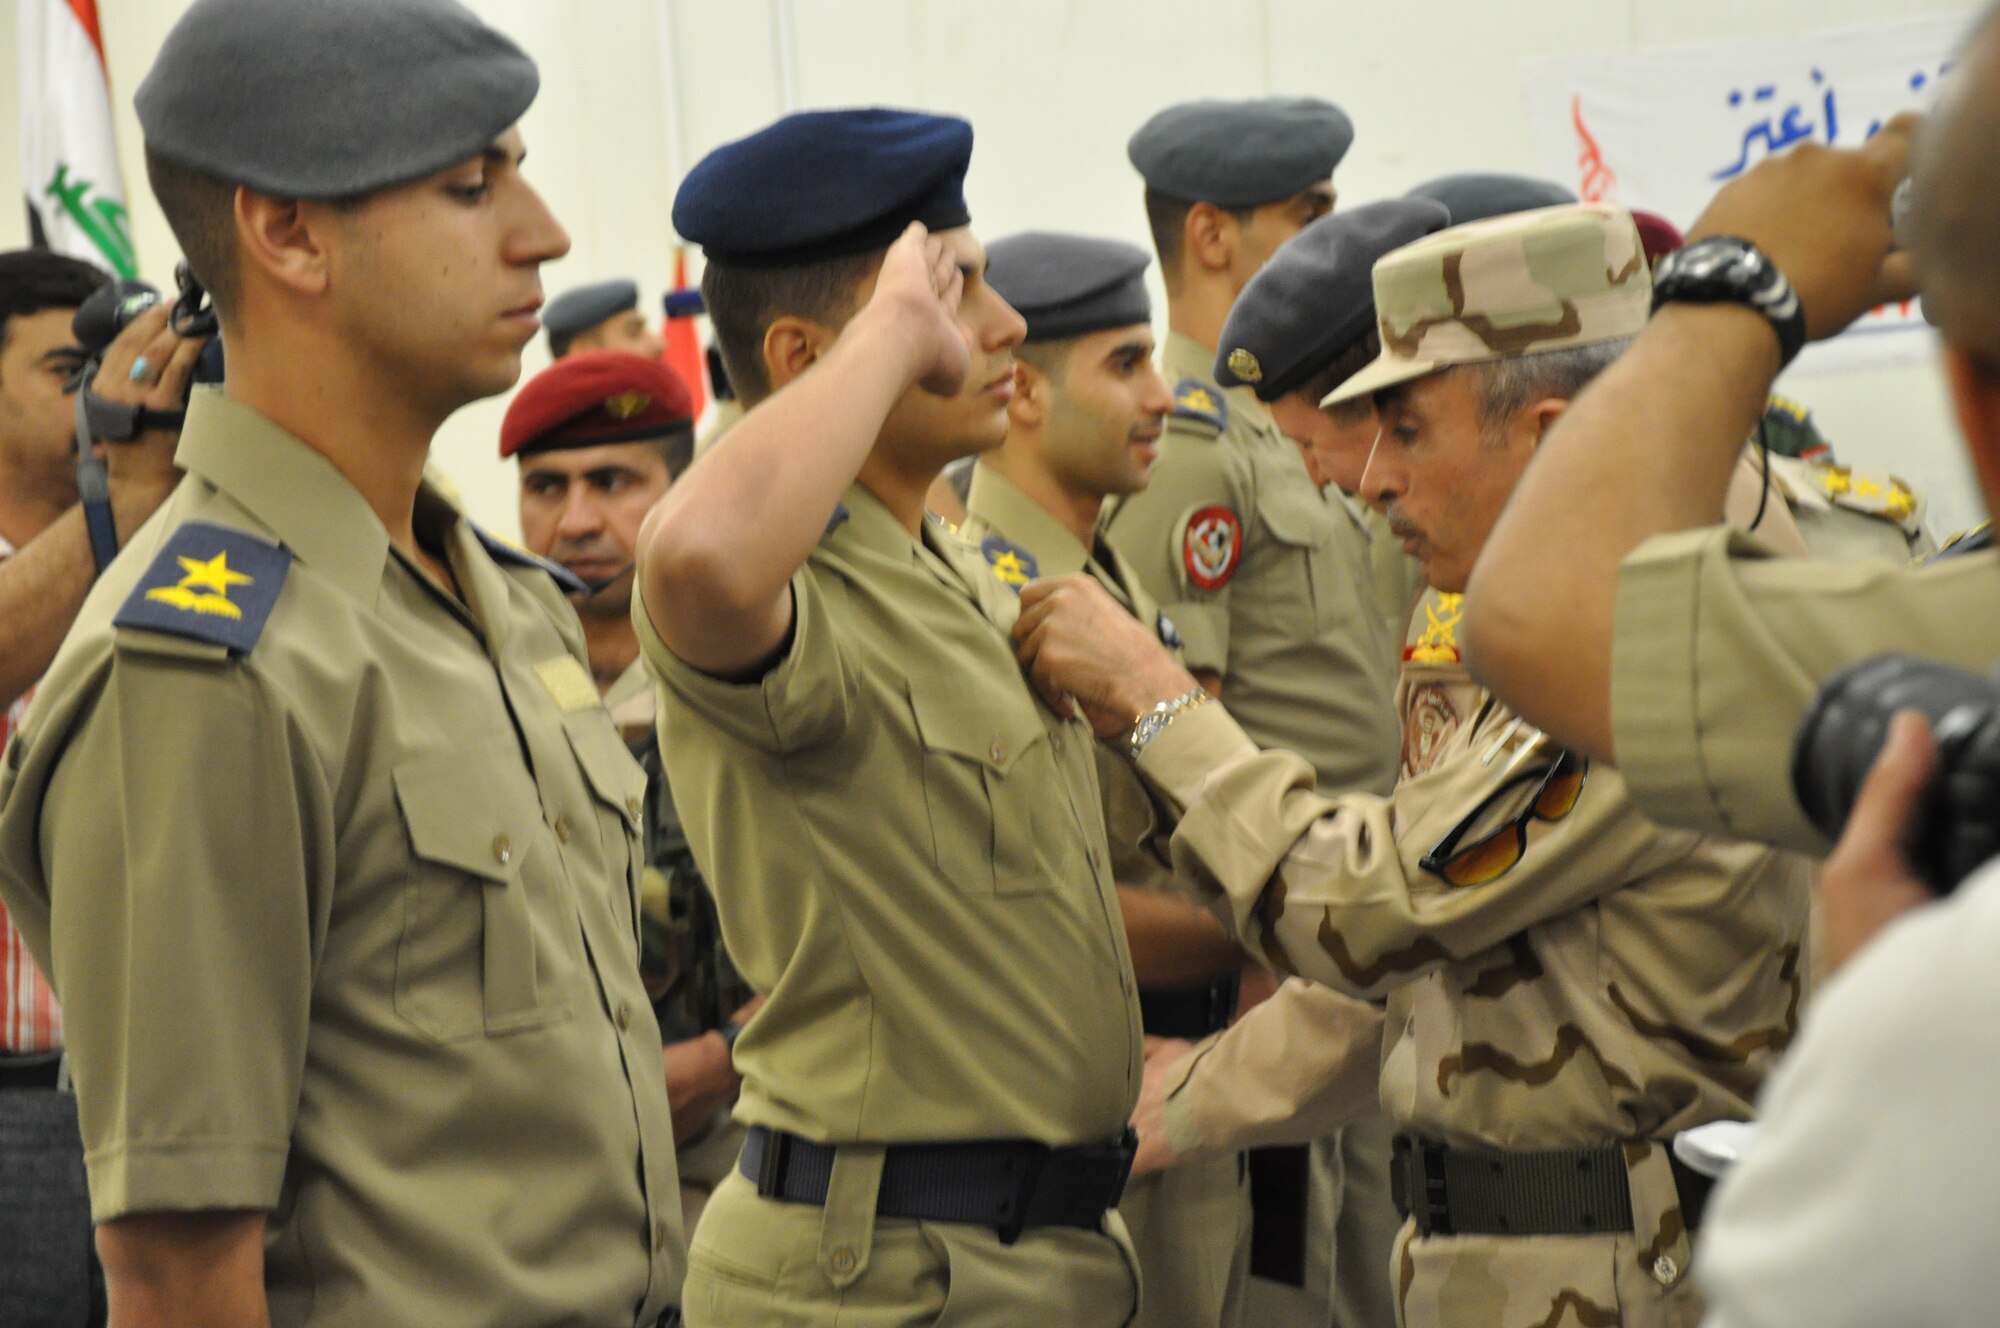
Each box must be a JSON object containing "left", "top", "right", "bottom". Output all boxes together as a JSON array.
[
  {"left": 1216, "top": 199, "right": 1451, "bottom": 401},
  {"left": 545, "top": 280, "right": 639, "bottom": 341},
  {"left": 985, "top": 232, "right": 1152, "bottom": 342},
  {"left": 1128, "top": 98, "right": 1354, "bottom": 208},
  {"left": 135, "top": 0, "right": 537, "bottom": 199},
  {"left": 675, "top": 109, "right": 973, "bottom": 267},
  {"left": 1405, "top": 173, "right": 1577, "bottom": 225}
]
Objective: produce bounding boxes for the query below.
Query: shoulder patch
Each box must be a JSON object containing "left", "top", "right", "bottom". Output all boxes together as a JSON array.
[
  {"left": 1931, "top": 521, "right": 1994, "bottom": 563},
  {"left": 979, "top": 535, "right": 1040, "bottom": 592},
  {"left": 1809, "top": 463, "right": 1921, "bottom": 530},
  {"left": 471, "top": 524, "right": 589, "bottom": 596},
  {"left": 1172, "top": 378, "right": 1228, "bottom": 432},
  {"left": 1182, "top": 506, "right": 1243, "bottom": 591},
  {"left": 114, "top": 522, "right": 290, "bottom": 654}
]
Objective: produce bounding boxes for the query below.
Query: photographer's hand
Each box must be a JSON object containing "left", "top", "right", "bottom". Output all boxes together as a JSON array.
[
  {"left": 90, "top": 303, "right": 203, "bottom": 538},
  {"left": 1820, "top": 711, "right": 1937, "bottom": 974}
]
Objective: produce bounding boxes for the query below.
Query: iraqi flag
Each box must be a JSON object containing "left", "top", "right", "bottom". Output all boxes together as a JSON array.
[{"left": 20, "top": 0, "right": 136, "bottom": 277}]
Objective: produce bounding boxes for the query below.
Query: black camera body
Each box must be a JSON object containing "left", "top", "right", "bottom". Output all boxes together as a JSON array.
[
  {"left": 70, "top": 264, "right": 225, "bottom": 398},
  {"left": 1792, "top": 655, "right": 2000, "bottom": 894}
]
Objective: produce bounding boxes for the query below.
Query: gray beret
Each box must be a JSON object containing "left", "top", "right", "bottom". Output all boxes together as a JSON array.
[
  {"left": 1405, "top": 173, "right": 1577, "bottom": 226},
  {"left": 1128, "top": 98, "right": 1354, "bottom": 208},
  {"left": 135, "top": 0, "right": 538, "bottom": 199},
  {"left": 1216, "top": 199, "right": 1451, "bottom": 401},
  {"left": 984, "top": 233, "right": 1152, "bottom": 343},
  {"left": 545, "top": 280, "right": 640, "bottom": 341}
]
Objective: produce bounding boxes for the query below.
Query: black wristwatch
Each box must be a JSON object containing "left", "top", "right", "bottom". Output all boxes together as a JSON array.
[{"left": 1650, "top": 236, "right": 1807, "bottom": 369}]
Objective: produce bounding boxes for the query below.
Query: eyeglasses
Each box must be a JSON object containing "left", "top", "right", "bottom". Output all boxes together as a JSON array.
[{"left": 1419, "top": 748, "right": 1588, "bottom": 887}]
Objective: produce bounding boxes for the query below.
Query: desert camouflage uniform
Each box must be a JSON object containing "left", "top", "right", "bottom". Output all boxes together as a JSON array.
[{"left": 1124, "top": 204, "right": 1817, "bottom": 1328}]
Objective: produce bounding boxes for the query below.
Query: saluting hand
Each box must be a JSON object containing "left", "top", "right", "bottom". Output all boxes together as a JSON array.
[
  {"left": 866, "top": 221, "right": 972, "bottom": 396},
  {"left": 1013, "top": 576, "right": 1196, "bottom": 739},
  {"left": 1687, "top": 112, "right": 1920, "bottom": 342}
]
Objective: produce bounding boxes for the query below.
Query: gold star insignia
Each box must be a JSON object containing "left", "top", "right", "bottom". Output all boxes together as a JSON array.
[
  {"left": 176, "top": 551, "right": 253, "bottom": 596},
  {"left": 990, "top": 551, "right": 1029, "bottom": 587},
  {"left": 1179, "top": 386, "right": 1217, "bottom": 415},
  {"left": 146, "top": 550, "right": 253, "bottom": 621}
]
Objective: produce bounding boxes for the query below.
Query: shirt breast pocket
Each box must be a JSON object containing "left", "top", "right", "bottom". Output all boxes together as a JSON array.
[
  {"left": 392, "top": 743, "right": 573, "bottom": 1043},
  {"left": 908, "top": 676, "right": 1067, "bottom": 896},
  {"left": 561, "top": 712, "right": 650, "bottom": 946},
  {"left": 1253, "top": 482, "right": 1339, "bottom": 632}
]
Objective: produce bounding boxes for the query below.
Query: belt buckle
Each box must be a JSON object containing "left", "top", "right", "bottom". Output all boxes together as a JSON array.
[
  {"left": 1392, "top": 1136, "right": 1454, "bottom": 1239},
  {"left": 754, "top": 1129, "right": 792, "bottom": 1201}
]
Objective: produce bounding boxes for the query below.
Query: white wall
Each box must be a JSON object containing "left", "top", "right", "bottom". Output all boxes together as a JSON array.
[{"left": 2, "top": 0, "right": 1984, "bottom": 538}]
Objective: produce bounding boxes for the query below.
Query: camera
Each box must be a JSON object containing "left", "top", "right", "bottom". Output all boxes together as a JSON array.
[
  {"left": 70, "top": 262, "right": 225, "bottom": 400},
  {"left": 1791, "top": 655, "right": 2000, "bottom": 894}
]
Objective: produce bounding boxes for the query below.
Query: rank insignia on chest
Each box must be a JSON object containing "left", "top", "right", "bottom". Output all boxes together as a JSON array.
[
  {"left": 114, "top": 522, "right": 291, "bottom": 653},
  {"left": 1403, "top": 592, "right": 1464, "bottom": 666},
  {"left": 1182, "top": 506, "right": 1242, "bottom": 591},
  {"left": 980, "top": 535, "right": 1039, "bottom": 591},
  {"left": 1172, "top": 378, "right": 1228, "bottom": 431}
]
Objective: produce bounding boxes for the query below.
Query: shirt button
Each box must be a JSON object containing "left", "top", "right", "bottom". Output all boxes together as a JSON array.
[
  {"left": 654, "top": 1219, "right": 670, "bottom": 1251},
  {"left": 829, "top": 1244, "right": 857, "bottom": 1276},
  {"left": 1050, "top": 732, "right": 1064, "bottom": 753},
  {"left": 492, "top": 834, "right": 512, "bottom": 865},
  {"left": 989, "top": 740, "right": 1008, "bottom": 763},
  {"left": 553, "top": 816, "right": 572, "bottom": 845},
  {"left": 1653, "top": 1255, "right": 1679, "bottom": 1286},
  {"left": 616, "top": 1002, "right": 632, "bottom": 1032},
  {"left": 625, "top": 794, "right": 643, "bottom": 819}
]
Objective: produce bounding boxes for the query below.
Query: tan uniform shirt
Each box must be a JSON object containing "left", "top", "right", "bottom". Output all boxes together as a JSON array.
[
  {"left": 636, "top": 484, "right": 1141, "bottom": 1146},
  {"left": 1104, "top": 331, "right": 1402, "bottom": 796},
  {"left": 1613, "top": 530, "right": 2000, "bottom": 853},
  {"left": 0, "top": 392, "right": 682, "bottom": 1327},
  {"left": 958, "top": 464, "right": 1183, "bottom": 895}
]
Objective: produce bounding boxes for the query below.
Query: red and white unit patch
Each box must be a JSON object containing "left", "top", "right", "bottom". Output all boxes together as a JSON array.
[{"left": 1183, "top": 506, "right": 1243, "bottom": 591}]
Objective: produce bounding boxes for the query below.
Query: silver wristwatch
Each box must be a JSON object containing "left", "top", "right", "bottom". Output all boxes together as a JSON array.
[{"left": 1126, "top": 688, "right": 1213, "bottom": 759}]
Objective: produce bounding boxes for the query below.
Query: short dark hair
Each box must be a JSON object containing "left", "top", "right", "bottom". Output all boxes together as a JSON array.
[
  {"left": 1142, "top": 188, "right": 1256, "bottom": 283},
  {"left": 1013, "top": 339, "right": 1071, "bottom": 385},
  {"left": 652, "top": 428, "right": 695, "bottom": 481},
  {"left": 0, "top": 250, "right": 109, "bottom": 361},
  {"left": 145, "top": 145, "right": 242, "bottom": 314},
  {"left": 700, "top": 250, "right": 882, "bottom": 404},
  {"left": 1295, "top": 330, "right": 1383, "bottom": 421}
]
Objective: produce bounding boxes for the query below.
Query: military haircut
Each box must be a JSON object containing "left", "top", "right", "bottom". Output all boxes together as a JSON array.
[
  {"left": 1142, "top": 188, "right": 1255, "bottom": 287},
  {"left": 0, "top": 249, "right": 108, "bottom": 361},
  {"left": 1298, "top": 330, "right": 1382, "bottom": 424},
  {"left": 700, "top": 250, "right": 882, "bottom": 405},
  {"left": 1013, "top": 338, "right": 1073, "bottom": 386},
  {"left": 652, "top": 428, "right": 695, "bottom": 481},
  {"left": 1469, "top": 337, "right": 1631, "bottom": 434},
  {"left": 144, "top": 147, "right": 243, "bottom": 314}
]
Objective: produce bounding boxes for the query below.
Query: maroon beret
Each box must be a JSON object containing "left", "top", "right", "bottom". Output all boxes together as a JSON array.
[
  {"left": 500, "top": 350, "right": 695, "bottom": 459},
  {"left": 1630, "top": 209, "right": 1685, "bottom": 267}
]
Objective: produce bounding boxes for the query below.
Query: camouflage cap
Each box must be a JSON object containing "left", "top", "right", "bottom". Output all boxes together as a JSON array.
[{"left": 1323, "top": 203, "right": 1650, "bottom": 406}]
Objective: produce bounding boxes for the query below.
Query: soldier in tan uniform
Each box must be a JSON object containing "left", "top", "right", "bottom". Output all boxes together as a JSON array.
[
  {"left": 1014, "top": 204, "right": 1815, "bottom": 1328},
  {"left": 505, "top": 351, "right": 760, "bottom": 1235},
  {"left": 1109, "top": 96, "right": 1405, "bottom": 1328},
  {"left": 640, "top": 110, "right": 1142, "bottom": 1326},
  {"left": 0, "top": 1, "right": 688, "bottom": 1324},
  {"left": 958, "top": 230, "right": 1253, "bottom": 1327}
]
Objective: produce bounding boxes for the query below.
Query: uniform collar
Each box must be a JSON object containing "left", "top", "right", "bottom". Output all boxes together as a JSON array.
[
  {"left": 964, "top": 464, "right": 1091, "bottom": 577},
  {"left": 174, "top": 389, "right": 392, "bottom": 602},
  {"left": 827, "top": 482, "right": 980, "bottom": 596}
]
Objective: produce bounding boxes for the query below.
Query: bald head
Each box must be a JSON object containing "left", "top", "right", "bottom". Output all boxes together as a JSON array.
[{"left": 1909, "top": 3, "right": 2000, "bottom": 362}]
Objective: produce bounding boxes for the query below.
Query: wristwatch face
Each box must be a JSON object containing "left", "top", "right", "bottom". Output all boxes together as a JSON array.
[{"left": 1660, "top": 237, "right": 1769, "bottom": 293}]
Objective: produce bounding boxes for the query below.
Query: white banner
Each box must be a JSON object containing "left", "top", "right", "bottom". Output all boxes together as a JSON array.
[
  {"left": 20, "top": 0, "right": 136, "bottom": 278},
  {"left": 1523, "top": 15, "right": 1969, "bottom": 376}
]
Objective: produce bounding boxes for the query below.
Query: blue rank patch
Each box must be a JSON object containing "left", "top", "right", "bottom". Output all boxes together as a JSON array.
[
  {"left": 979, "top": 535, "right": 1039, "bottom": 592},
  {"left": 824, "top": 504, "right": 850, "bottom": 539},
  {"left": 472, "top": 524, "right": 589, "bottom": 596},
  {"left": 1172, "top": 378, "right": 1227, "bottom": 431},
  {"left": 114, "top": 522, "right": 291, "bottom": 653}
]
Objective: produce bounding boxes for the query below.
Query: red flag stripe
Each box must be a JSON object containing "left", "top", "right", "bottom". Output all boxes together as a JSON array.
[{"left": 63, "top": 0, "right": 109, "bottom": 67}]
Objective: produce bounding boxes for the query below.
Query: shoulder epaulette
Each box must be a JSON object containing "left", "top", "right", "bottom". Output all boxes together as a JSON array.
[
  {"left": 472, "top": 524, "right": 589, "bottom": 596},
  {"left": 1802, "top": 461, "right": 1923, "bottom": 531},
  {"left": 1931, "top": 522, "right": 1994, "bottom": 563},
  {"left": 978, "top": 534, "right": 1040, "bottom": 592},
  {"left": 1171, "top": 378, "right": 1228, "bottom": 433},
  {"left": 113, "top": 521, "right": 290, "bottom": 654}
]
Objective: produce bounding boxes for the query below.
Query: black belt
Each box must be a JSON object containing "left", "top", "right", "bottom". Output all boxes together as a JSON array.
[
  {"left": 1391, "top": 1134, "right": 1717, "bottom": 1238},
  {"left": 740, "top": 1125, "right": 1135, "bottom": 1245},
  {"left": 1137, "top": 975, "right": 1239, "bottom": 1039},
  {"left": 0, "top": 1052, "right": 63, "bottom": 1092}
]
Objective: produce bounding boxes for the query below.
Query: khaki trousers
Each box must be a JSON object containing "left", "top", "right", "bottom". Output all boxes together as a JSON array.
[{"left": 1118, "top": 1150, "right": 1251, "bottom": 1327}]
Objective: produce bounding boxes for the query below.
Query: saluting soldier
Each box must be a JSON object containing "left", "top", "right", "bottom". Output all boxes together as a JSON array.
[
  {"left": 1106, "top": 96, "right": 1402, "bottom": 1328},
  {"left": 546, "top": 278, "right": 665, "bottom": 360},
  {"left": 0, "top": 1, "right": 686, "bottom": 1324},
  {"left": 958, "top": 230, "right": 1253, "bottom": 1328},
  {"left": 503, "top": 350, "right": 760, "bottom": 1235},
  {"left": 1015, "top": 204, "right": 1815, "bottom": 1328},
  {"left": 636, "top": 110, "right": 1143, "bottom": 1324}
]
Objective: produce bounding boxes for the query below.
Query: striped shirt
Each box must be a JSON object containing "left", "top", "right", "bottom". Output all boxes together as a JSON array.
[{"left": 0, "top": 534, "right": 61, "bottom": 1053}]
